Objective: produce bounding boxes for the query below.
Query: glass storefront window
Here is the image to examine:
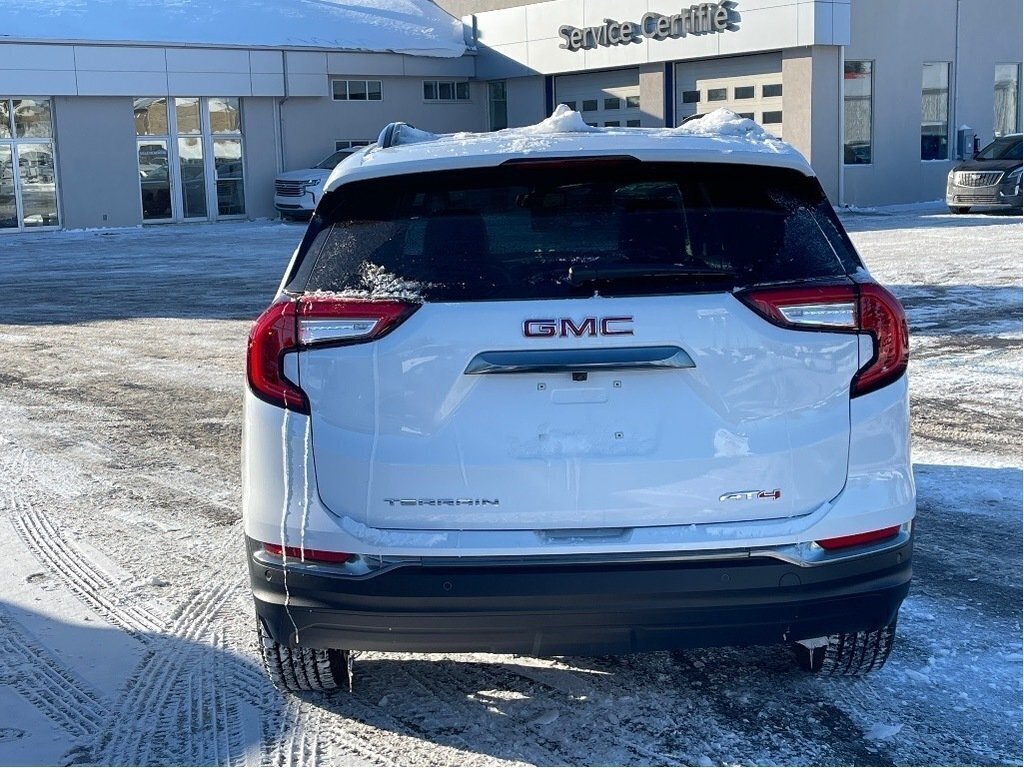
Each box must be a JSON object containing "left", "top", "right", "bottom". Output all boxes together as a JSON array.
[
  {"left": 844, "top": 61, "right": 873, "bottom": 165},
  {"left": 921, "top": 62, "right": 950, "bottom": 160},
  {"left": 18, "top": 143, "right": 58, "bottom": 227},
  {"left": 488, "top": 81, "right": 508, "bottom": 131},
  {"left": 0, "top": 145, "right": 15, "bottom": 228},
  {"left": 994, "top": 63, "right": 1022, "bottom": 136},
  {"left": 133, "top": 98, "right": 168, "bottom": 136},
  {"left": 1, "top": 97, "right": 59, "bottom": 230},
  {"left": 136, "top": 96, "right": 245, "bottom": 221},
  {"left": 176, "top": 98, "right": 201, "bottom": 135},
  {"left": 13, "top": 99, "right": 52, "bottom": 139},
  {"left": 214, "top": 139, "right": 244, "bottom": 216},
  {"left": 209, "top": 97, "right": 241, "bottom": 133},
  {"left": 178, "top": 137, "right": 208, "bottom": 218},
  {"left": 138, "top": 139, "right": 171, "bottom": 220}
]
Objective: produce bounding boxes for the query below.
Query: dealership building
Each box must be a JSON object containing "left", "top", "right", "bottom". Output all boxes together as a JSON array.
[{"left": 0, "top": 0, "right": 1020, "bottom": 232}]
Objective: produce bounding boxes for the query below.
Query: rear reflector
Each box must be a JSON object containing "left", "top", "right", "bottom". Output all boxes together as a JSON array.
[
  {"left": 816, "top": 525, "right": 900, "bottom": 551},
  {"left": 247, "top": 297, "right": 417, "bottom": 413},
  {"left": 738, "top": 281, "right": 909, "bottom": 397},
  {"left": 263, "top": 542, "right": 353, "bottom": 564}
]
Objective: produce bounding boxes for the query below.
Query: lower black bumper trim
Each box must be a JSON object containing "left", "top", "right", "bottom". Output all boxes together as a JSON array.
[{"left": 248, "top": 538, "right": 912, "bottom": 656}]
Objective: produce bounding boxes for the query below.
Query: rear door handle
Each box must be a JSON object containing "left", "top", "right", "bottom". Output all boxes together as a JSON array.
[{"left": 464, "top": 346, "right": 695, "bottom": 374}]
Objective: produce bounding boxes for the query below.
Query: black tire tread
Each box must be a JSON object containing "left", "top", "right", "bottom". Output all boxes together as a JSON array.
[
  {"left": 257, "top": 619, "right": 349, "bottom": 693},
  {"left": 794, "top": 619, "right": 897, "bottom": 676}
]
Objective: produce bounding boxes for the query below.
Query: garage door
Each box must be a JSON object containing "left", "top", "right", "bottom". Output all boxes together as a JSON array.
[{"left": 555, "top": 69, "right": 642, "bottom": 128}]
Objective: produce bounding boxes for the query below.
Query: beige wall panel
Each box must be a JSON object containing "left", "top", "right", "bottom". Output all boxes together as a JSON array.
[
  {"left": 53, "top": 96, "right": 142, "bottom": 228},
  {"left": 242, "top": 97, "right": 280, "bottom": 219},
  {"left": 74, "top": 46, "right": 166, "bottom": 71},
  {"left": 76, "top": 70, "right": 169, "bottom": 96},
  {"left": 0, "top": 44, "right": 76, "bottom": 70},
  {"left": 0, "top": 70, "right": 78, "bottom": 96},
  {"left": 167, "top": 72, "right": 253, "bottom": 96},
  {"left": 280, "top": 78, "right": 488, "bottom": 170},
  {"left": 165, "top": 48, "right": 250, "bottom": 73}
]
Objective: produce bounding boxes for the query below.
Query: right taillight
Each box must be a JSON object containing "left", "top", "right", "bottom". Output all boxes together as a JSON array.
[
  {"left": 739, "top": 281, "right": 909, "bottom": 397},
  {"left": 246, "top": 297, "right": 417, "bottom": 413}
]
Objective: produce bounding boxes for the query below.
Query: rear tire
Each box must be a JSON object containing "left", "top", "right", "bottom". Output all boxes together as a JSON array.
[
  {"left": 792, "top": 619, "right": 897, "bottom": 676},
  {"left": 948, "top": 206, "right": 970, "bottom": 214},
  {"left": 257, "top": 618, "right": 350, "bottom": 692}
]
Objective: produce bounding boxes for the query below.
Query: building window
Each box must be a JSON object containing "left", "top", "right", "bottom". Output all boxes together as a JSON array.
[
  {"left": 134, "top": 96, "right": 244, "bottom": 222},
  {"left": 994, "top": 63, "right": 1022, "bottom": 136},
  {"left": 604, "top": 97, "right": 621, "bottom": 110},
  {"left": 707, "top": 88, "right": 727, "bottom": 101},
  {"left": 762, "top": 111, "right": 782, "bottom": 124},
  {"left": 762, "top": 84, "right": 783, "bottom": 98},
  {"left": 560, "top": 100, "right": 577, "bottom": 111},
  {"left": 734, "top": 86, "right": 755, "bottom": 100},
  {"left": 626, "top": 95, "right": 640, "bottom": 109},
  {"left": 604, "top": 121, "right": 620, "bottom": 127},
  {"left": 581, "top": 99, "right": 598, "bottom": 112},
  {"left": 844, "top": 61, "right": 873, "bottom": 165},
  {"left": 0, "top": 97, "right": 59, "bottom": 230},
  {"left": 682, "top": 90, "right": 700, "bottom": 104},
  {"left": 921, "top": 63, "right": 950, "bottom": 160},
  {"left": 738, "top": 112, "right": 755, "bottom": 120},
  {"left": 488, "top": 81, "right": 508, "bottom": 131},
  {"left": 423, "top": 80, "right": 470, "bottom": 102},
  {"left": 333, "top": 80, "right": 383, "bottom": 101},
  {"left": 626, "top": 119, "right": 641, "bottom": 127},
  {"left": 335, "top": 140, "right": 372, "bottom": 151}
]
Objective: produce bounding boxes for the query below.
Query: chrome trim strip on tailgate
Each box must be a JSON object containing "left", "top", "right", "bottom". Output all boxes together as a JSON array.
[{"left": 464, "top": 345, "right": 696, "bottom": 374}]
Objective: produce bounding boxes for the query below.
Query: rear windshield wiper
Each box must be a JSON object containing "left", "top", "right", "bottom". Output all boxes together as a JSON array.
[{"left": 568, "top": 263, "right": 737, "bottom": 285}]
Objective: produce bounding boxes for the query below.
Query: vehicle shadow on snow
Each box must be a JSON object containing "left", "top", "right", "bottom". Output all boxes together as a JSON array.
[
  {"left": 0, "top": 601, "right": 280, "bottom": 767},
  {"left": 304, "top": 647, "right": 898, "bottom": 766}
]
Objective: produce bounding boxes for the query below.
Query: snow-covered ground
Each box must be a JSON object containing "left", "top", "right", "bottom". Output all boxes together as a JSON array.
[{"left": 0, "top": 205, "right": 1020, "bottom": 766}]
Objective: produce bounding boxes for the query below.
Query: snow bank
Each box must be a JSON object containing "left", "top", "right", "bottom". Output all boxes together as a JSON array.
[
  {"left": 671, "top": 108, "right": 770, "bottom": 140},
  {"left": 0, "top": 0, "right": 466, "bottom": 57},
  {"left": 519, "top": 103, "right": 602, "bottom": 135}
]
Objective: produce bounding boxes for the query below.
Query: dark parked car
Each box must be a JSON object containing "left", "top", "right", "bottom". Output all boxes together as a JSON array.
[{"left": 946, "top": 134, "right": 1022, "bottom": 214}]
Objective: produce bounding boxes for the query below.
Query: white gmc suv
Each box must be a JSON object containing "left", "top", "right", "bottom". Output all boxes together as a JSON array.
[{"left": 244, "top": 108, "right": 914, "bottom": 692}]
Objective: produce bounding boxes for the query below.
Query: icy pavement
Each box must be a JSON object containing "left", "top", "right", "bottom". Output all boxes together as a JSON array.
[{"left": 0, "top": 207, "right": 1020, "bottom": 766}]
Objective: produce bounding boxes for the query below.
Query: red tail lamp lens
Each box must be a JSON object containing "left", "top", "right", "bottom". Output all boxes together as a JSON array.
[
  {"left": 816, "top": 525, "right": 900, "bottom": 551},
  {"left": 247, "top": 298, "right": 417, "bottom": 413},
  {"left": 263, "top": 542, "right": 353, "bottom": 564},
  {"left": 739, "top": 281, "right": 909, "bottom": 397}
]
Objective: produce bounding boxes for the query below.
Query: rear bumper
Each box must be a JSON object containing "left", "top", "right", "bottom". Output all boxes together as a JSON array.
[{"left": 249, "top": 536, "right": 912, "bottom": 656}]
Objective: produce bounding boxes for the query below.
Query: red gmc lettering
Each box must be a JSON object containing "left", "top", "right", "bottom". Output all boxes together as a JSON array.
[
  {"left": 523, "top": 319, "right": 557, "bottom": 337},
  {"left": 560, "top": 317, "right": 598, "bottom": 337},
  {"left": 600, "top": 316, "right": 634, "bottom": 336},
  {"left": 524, "top": 316, "right": 635, "bottom": 337}
]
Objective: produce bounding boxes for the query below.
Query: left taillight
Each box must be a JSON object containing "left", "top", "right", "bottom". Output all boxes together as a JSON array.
[
  {"left": 738, "top": 281, "right": 909, "bottom": 397},
  {"left": 246, "top": 297, "right": 417, "bottom": 413}
]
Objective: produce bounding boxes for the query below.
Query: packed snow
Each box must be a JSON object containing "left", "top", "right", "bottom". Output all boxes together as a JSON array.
[
  {"left": 0, "top": 204, "right": 1019, "bottom": 765},
  {"left": 0, "top": 0, "right": 466, "bottom": 57}
]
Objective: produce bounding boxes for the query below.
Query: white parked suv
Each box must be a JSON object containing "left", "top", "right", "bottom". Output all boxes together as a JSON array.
[
  {"left": 273, "top": 147, "right": 366, "bottom": 220},
  {"left": 245, "top": 108, "right": 914, "bottom": 692}
]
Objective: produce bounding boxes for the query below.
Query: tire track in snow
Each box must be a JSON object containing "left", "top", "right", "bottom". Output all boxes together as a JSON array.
[
  {"left": 0, "top": 610, "right": 108, "bottom": 740},
  {"left": 13, "top": 510, "right": 166, "bottom": 638},
  {"left": 97, "top": 581, "right": 260, "bottom": 765}
]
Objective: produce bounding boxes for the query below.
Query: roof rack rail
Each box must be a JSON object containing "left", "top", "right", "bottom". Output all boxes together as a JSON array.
[
  {"left": 377, "top": 122, "right": 414, "bottom": 148},
  {"left": 376, "top": 122, "right": 442, "bottom": 149}
]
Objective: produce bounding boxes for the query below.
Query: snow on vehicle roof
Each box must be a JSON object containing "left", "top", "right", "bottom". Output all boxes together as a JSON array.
[
  {"left": 1, "top": 0, "right": 465, "bottom": 57},
  {"left": 326, "top": 107, "right": 812, "bottom": 191}
]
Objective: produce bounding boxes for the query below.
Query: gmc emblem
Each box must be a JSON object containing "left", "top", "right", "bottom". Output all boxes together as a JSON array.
[{"left": 523, "top": 316, "right": 634, "bottom": 338}]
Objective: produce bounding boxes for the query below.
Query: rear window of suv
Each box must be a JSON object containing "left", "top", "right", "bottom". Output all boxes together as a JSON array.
[{"left": 286, "top": 160, "right": 862, "bottom": 301}]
